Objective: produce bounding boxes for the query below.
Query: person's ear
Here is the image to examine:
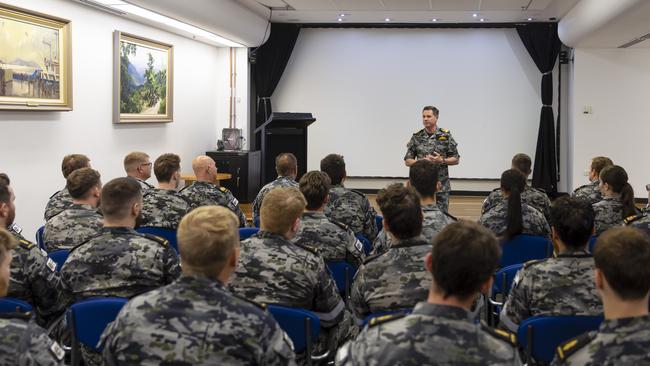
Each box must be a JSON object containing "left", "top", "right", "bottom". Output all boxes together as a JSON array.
[
  {"left": 479, "top": 277, "right": 494, "bottom": 295},
  {"left": 291, "top": 217, "right": 301, "bottom": 233},
  {"left": 132, "top": 201, "right": 141, "bottom": 217},
  {"left": 436, "top": 181, "right": 442, "bottom": 193},
  {"left": 594, "top": 268, "right": 604, "bottom": 291},
  {"left": 424, "top": 252, "right": 433, "bottom": 273}
]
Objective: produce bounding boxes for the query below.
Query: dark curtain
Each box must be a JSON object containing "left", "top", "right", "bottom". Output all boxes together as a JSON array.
[
  {"left": 251, "top": 23, "right": 300, "bottom": 127},
  {"left": 516, "top": 23, "right": 562, "bottom": 194}
]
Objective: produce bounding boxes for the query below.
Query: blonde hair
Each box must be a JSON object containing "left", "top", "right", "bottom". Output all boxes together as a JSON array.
[
  {"left": 260, "top": 187, "right": 306, "bottom": 234},
  {"left": 0, "top": 228, "right": 17, "bottom": 263},
  {"left": 123, "top": 152, "right": 150, "bottom": 173}
]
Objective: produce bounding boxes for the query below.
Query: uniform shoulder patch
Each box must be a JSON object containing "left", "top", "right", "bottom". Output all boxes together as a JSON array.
[
  {"left": 440, "top": 128, "right": 450, "bottom": 133},
  {"left": 49, "top": 190, "right": 62, "bottom": 199},
  {"left": 362, "top": 252, "right": 385, "bottom": 265},
  {"left": 624, "top": 214, "right": 644, "bottom": 225},
  {"left": 18, "top": 239, "right": 35, "bottom": 250},
  {"left": 231, "top": 292, "right": 267, "bottom": 310},
  {"left": 141, "top": 233, "right": 169, "bottom": 248},
  {"left": 481, "top": 321, "right": 517, "bottom": 345},
  {"left": 292, "top": 241, "right": 320, "bottom": 255},
  {"left": 368, "top": 312, "right": 407, "bottom": 328},
  {"left": 218, "top": 186, "right": 230, "bottom": 193},
  {"left": 523, "top": 258, "right": 547, "bottom": 269},
  {"left": 179, "top": 184, "right": 192, "bottom": 193},
  {"left": 555, "top": 332, "right": 596, "bottom": 361},
  {"left": 443, "top": 211, "right": 458, "bottom": 221},
  {"left": 329, "top": 218, "right": 349, "bottom": 231},
  {"left": 350, "top": 188, "right": 367, "bottom": 198}
]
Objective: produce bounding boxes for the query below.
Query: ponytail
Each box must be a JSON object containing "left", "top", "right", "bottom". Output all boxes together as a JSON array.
[
  {"left": 620, "top": 183, "right": 636, "bottom": 218},
  {"left": 501, "top": 169, "right": 526, "bottom": 240},
  {"left": 600, "top": 165, "right": 636, "bottom": 219}
]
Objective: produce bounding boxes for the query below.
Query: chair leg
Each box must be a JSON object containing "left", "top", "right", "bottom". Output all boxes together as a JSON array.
[{"left": 305, "top": 317, "right": 313, "bottom": 366}]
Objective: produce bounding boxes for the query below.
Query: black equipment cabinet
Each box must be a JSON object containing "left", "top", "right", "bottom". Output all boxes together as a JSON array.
[{"left": 206, "top": 150, "right": 261, "bottom": 203}]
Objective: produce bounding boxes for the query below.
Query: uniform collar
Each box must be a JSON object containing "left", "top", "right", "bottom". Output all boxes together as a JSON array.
[
  {"left": 556, "top": 249, "right": 591, "bottom": 258},
  {"left": 276, "top": 176, "right": 295, "bottom": 182},
  {"left": 69, "top": 203, "right": 95, "bottom": 210},
  {"left": 104, "top": 226, "right": 137, "bottom": 234},
  {"left": 391, "top": 236, "right": 430, "bottom": 249},
  {"left": 303, "top": 211, "right": 327, "bottom": 220},
  {"left": 178, "top": 274, "right": 226, "bottom": 289},
  {"left": 256, "top": 230, "right": 290, "bottom": 243},
  {"left": 599, "top": 315, "right": 650, "bottom": 334},
  {"left": 412, "top": 302, "right": 473, "bottom": 321},
  {"left": 422, "top": 204, "right": 441, "bottom": 212}
]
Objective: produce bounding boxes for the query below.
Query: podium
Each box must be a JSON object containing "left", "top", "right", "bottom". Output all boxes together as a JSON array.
[{"left": 254, "top": 112, "right": 316, "bottom": 185}]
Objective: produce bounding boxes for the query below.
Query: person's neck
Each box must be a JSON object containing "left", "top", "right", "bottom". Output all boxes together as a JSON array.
[
  {"left": 427, "top": 289, "right": 474, "bottom": 311},
  {"left": 195, "top": 176, "right": 215, "bottom": 184},
  {"left": 158, "top": 181, "right": 177, "bottom": 190},
  {"left": 0, "top": 219, "right": 7, "bottom": 229},
  {"left": 182, "top": 267, "right": 225, "bottom": 283},
  {"left": 425, "top": 126, "right": 437, "bottom": 134},
  {"left": 603, "top": 296, "right": 649, "bottom": 320},
  {"left": 128, "top": 173, "right": 147, "bottom": 181},
  {"left": 72, "top": 198, "right": 97, "bottom": 208},
  {"left": 305, "top": 207, "right": 325, "bottom": 214},
  {"left": 604, "top": 191, "right": 620, "bottom": 199},
  {"left": 103, "top": 218, "right": 135, "bottom": 229},
  {"left": 556, "top": 240, "right": 587, "bottom": 254},
  {"left": 421, "top": 196, "right": 436, "bottom": 206}
]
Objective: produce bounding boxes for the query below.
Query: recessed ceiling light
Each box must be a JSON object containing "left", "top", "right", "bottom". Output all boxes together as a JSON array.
[
  {"left": 385, "top": 18, "right": 391, "bottom": 22},
  {"left": 472, "top": 13, "right": 478, "bottom": 18},
  {"left": 480, "top": 18, "right": 485, "bottom": 22},
  {"left": 432, "top": 18, "right": 438, "bottom": 22}
]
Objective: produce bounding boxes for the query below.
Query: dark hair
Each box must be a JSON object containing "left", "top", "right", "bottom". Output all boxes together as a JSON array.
[
  {"left": 100, "top": 178, "right": 142, "bottom": 220},
  {"left": 595, "top": 227, "right": 650, "bottom": 300},
  {"left": 66, "top": 168, "right": 101, "bottom": 200},
  {"left": 275, "top": 153, "right": 298, "bottom": 177},
  {"left": 376, "top": 184, "right": 422, "bottom": 239},
  {"left": 550, "top": 196, "right": 595, "bottom": 249},
  {"left": 61, "top": 154, "right": 90, "bottom": 178},
  {"left": 431, "top": 221, "right": 501, "bottom": 300},
  {"left": 422, "top": 106, "right": 439, "bottom": 117},
  {"left": 501, "top": 169, "right": 526, "bottom": 240},
  {"left": 0, "top": 173, "right": 9, "bottom": 185},
  {"left": 511, "top": 153, "right": 532, "bottom": 175},
  {"left": 591, "top": 157, "right": 613, "bottom": 176},
  {"left": 0, "top": 182, "right": 10, "bottom": 204},
  {"left": 409, "top": 160, "right": 439, "bottom": 198},
  {"left": 320, "top": 154, "right": 346, "bottom": 185},
  {"left": 154, "top": 153, "right": 181, "bottom": 182},
  {"left": 299, "top": 171, "right": 331, "bottom": 210},
  {"left": 600, "top": 165, "right": 636, "bottom": 219}
]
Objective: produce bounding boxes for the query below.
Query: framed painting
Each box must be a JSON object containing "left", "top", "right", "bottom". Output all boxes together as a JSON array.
[
  {"left": 114, "top": 31, "right": 173, "bottom": 123},
  {"left": 0, "top": 3, "right": 72, "bottom": 111}
]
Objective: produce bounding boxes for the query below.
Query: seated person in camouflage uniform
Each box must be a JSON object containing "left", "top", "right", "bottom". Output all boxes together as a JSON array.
[
  {"left": 624, "top": 183, "right": 650, "bottom": 235},
  {"left": 43, "top": 168, "right": 103, "bottom": 252},
  {"left": 100, "top": 206, "right": 296, "bottom": 365},
  {"left": 500, "top": 196, "right": 602, "bottom": 332},
  {"left": 482, "top": 153, "right": 551, "bottom": 222},
  {"left": 571, "top": 156, "right": 613, "bottom": 205},
  {"left": 373, "top": 160, "right": 456, "bottom": 255},
  {"left": 0, "top": 229, "right": 65, "bottom": 366},
  {"left": 140, "top": 153, "right": 190, "bottom": 230},
  {"left": 293, "top": 171, "right": 365, "bottom": 268},
  {"left": 553, "top": 227, "right": 650, "bottom": 365},
  {"left": 229, "top": 187, "right": 350, "bottom": 355},
  {"left": 321, "top": 154, "right": 378, "bottom": 241},
  {"left": 337, "top": 221, "right": 521, "bottom": 365},
  {"left": 181, "top": 155, "right": 246, "bottom": 227},
  {"left": 350, "top": 184, "right": 431, "bottom": 323},
  {"left": 478, "top": 169, "right": 550, "bottom": 239},
  {"left": 593, "top": 165, "right": 638, "bottom": 235},
  {"left": 123, "top": 151, "right": 154, "bottom": 191},
  {"left": 44, "top": 154, "right": 91, "bottom": 221},
  {"left": 252, "top": 152, "right": 299, "bottom": 226}
]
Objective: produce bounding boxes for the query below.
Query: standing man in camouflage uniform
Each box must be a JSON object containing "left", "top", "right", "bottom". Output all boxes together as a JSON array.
[
  {"left": 350, "top": 184, "right": 431, "bottom": 323},
  {"left": 500, "top": 197, "right": 602, "bottom": 332},
  {"left": 293, "top": 171, "right": 365, "bottom": 268},
  {"left": 321, "top": 154, "right": 377, "bottom": 241},
  {"left": 100, "top": 206, "right": 296, "bottom": 365},
  {"left": 43, "top": 167, "right": 103, "bottom": 252},
  {"left": 337, "top": 221, "right": 521, "bottom": 366},
  {"left": 625, "top": 183, "right": 650, "bottom": 234},
  {"left": 45, "top": 154, "right": 91, "bottom": 221},
  {"left": 181, "top": 155, "right": 246, "bottom": 227},
  {"left": 252, "top": 152, "right": 298, "bottom": 226},
  {"left": 404, "top": 106, "right": 460, "bottom": 213},
  {"left": 571, "top": 156, "right": 613, "bottom": 204},
  {"left": 0, "top": 229, "right": 65, "bottom": 366},
  {"left": 553, "top": 227, "right": 650, "bottom": 365},
  {"left": 373, "top": 160, "right": 456, "bottom": 255},
  {"left": 140, "top": 153, "right": 190, "bottom": 229},
  {"left": 124, "top": 151, "right": 154, "bottom": 191}
]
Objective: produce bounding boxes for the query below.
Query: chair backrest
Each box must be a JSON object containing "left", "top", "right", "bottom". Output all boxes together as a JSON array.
[
  {"left": 355, "top": 234, "right": 372, "bottom": 256},
  {"left": 362, "top": 308, "right": 412, "bottom": 326},
  {"left": 492, "top": 263, "right": 524, "bottom": 298},
  {"left": 500, "top": 235, "right": 552, "bottom": 267},
  {"left": 326, "top": 261, "right": 357, "bottom": 299},
  {"left": 588, "top": 235, "right": 598, "bottom": 254},
  {"left": 267, "top": 305, "right": 320, "bottom": 354},
  {"left": 253, "top": 216, "right": 260, "bottom": 228},
  {"left": 69, "top": 297, "right": 128, "bottom": 352},
  {"left": 48, "top": 249, "right": 70, "bottom": 272},
  {"left": 517, "top": 315, "right": 603, "bottom": 364},
  {"left": 375, "top": 215, "right": 383, "bottom": 231},
  {"left": 36, "top": 225, "right": 45, "bottom": 250},
  {"left": 0, "top": 297, "right": 33, "bottom": 313},
  {"left": 239, "top": 227, "right": 260, "bottom": 240},
  {"left": 136, "top": 227, "right": 178, "bottom": 253}
]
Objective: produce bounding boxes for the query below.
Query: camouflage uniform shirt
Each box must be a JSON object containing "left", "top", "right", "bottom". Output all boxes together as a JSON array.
[
  {"left": 625, "top": 208, "right": 650, "bottom": 235},
  {"left": 0, "top": 314, "right": 65, "bottom": 366},
  {"left": 44, "top": 188, "right": 73, "bottom": 221},
  {"left": 43, "top": 203, "right": 103, "bottom": 252},
  {"left": 100, "top": 275, "right": 296, "bottom": 365},
  {"left": 404, "top": 127, "right": 460, "bottom": 193},
  {"left": 482, "top": 185, "right": 552, "bottom": 222},
  {"left": 180, "top": 181, "right": 246, "bottom": 227},
  {"left": 350, "top": 236, "right": 431, "bottom": 321},
  {"left": 140, "top": 188, "right": 190, "bottom": 229},
  {"left": 593, "top": 196, "right": 625, "bottom": 235},
  {"left": 133, "top": 177, "right": 154, "bottom": 191},
  {"left": 252, "top": 176, "right": 298, "bottom": 225},
  {"left": 478, "top": 201, "right": 550, "bottom": 238},
  {"left": 325, "top": 185, "right": 377, "bottom": 241},
  {"left": 336, "top": 302, "right": 521, "bottom": 366},
  {"left": 60, "top": 226, "right": 181, "bottom": 302},
  {"left": 500, "top": 251, "right": 602, "bottom": 332},
  {"left": 572, "top": 180, "right": 603, "bottom": 205}
]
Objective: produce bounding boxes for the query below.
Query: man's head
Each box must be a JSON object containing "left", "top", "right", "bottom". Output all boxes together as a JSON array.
[
  {"left": 66, "top": 168, "right": 102, "bottom": 206},
  {"left": 408, "top": 160, "right": 440, "bottom": 199},
  {"left": 594, "top": 227, "right": 650, "bottom": 302},
  {"left": 100, "top": 177, "right": 142, "bottom": 226},
  {"left": 426, "top": 221, "right": 501, "bottom": 302},
  {"left": 260, "top": 187, "right": 306, "bottom": 239},
  {"left": 0, "top": 228, "right": 17, "bottom": 297},
  {"left": 299, "top": 171, "right": 331, "bottom": 211},
  {"left": 511, "top": 153, "right": 532, "bottom": 176},
  {"left": 0, "top": 173, "right": 8, "bottom": 186},
  {"left": 0, "top": 180, "right": 15, "bottom": 228},
  {"left": 589, "top": 156, "right": 613, "bottom": 182},
  {"left": 154, "top": 153, "right": 182, "bottom": 187},
  {"left": 275, "top": 153, "right": 298, "bottom": 178},
  {"left": 192, "top": 155, "right": 217, "bottom": 183},
  {"left": 124, "top": 152, "right": 152, "bottom": 181},
  {"left": 178, "top": 206, "right": 240, "bottom": 282},
  {"left": 320, "top": 154, "right": 346, "bottom": 185},
  {"left": 422, "top": 106, "right": 439, "bottom": 132},
  {"left": 376, "top": 183, "right": 422, "bottom": 240},
  {"left": 550, "top": 196, "right": 595, "bottom": 251},
  {"left": 61, "top": 154, "right": 91, "bottom": 179}
]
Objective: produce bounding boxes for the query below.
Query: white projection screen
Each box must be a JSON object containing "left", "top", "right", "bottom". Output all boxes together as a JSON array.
[{"left": 272, "top": 28, "right": 544, "bottom": 179}]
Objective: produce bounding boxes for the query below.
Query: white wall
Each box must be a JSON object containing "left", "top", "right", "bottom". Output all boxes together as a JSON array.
[{"left": 0, "top": 0, "right": 247, "bottom": 239}]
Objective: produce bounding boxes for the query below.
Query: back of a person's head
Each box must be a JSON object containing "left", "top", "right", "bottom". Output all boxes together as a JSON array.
[
  {"left": 595, "top": 227, "right": 650, "bottom": 300},
  {"left": 501, "top": 169, "right": 526, "bottom": 240},
  {"left": 260, "top": 187, "right": 306, "bottom": 235},
  {"left": 409, "top": 160, "right": 439, "bottom": 198},
  {"left": 0, "top": 173, "right": 9, "bottom": 185},
  {"left": 511, "top": 153, "right": 532, "bottom": 175},
  {"left": 61, "top": 154, "right": 90, "bottom": 179},
  {"left": 275, "top": 153, "right": 298, "bottom": 177},
  {"left": 431, "top": 221, "right": 501, "bottom": 300},
  {"left": 0, "top": 228, "right": 17, "bottom": 296},
  {"left": 100, "top": 177, "right": 142, "bottom": 220},
  {"left": 0, "top": 180, "right": 9, "bottom": 204},
  {"left": 124, "top": 152, "right": 150, "bottom": 173},
  {"left": 591, "top": 156, "right": 613, "bottom": 176},
  {"left": 178, "top": 206, "right": 239, "bottom": 276},
  {"left": 66, "top": 168, "right": 101, "bottom": 200},
  {"left": 550, "top": 196, "right": 595, "bottom": 249},
  {"left": 320, "top": 154, "right": 345, "bottom": 185},
  {"left": 376, "top": 183, "right": 422, "bottom": 239},
  {"left": 600, "top": 165, "right": 636, "bottom": 218},
  {"left": 299, "top": 171, "right": 331, "bottom": 210},
  {"left": 154, "top": 153, "right": 181, "bottom": 183}
]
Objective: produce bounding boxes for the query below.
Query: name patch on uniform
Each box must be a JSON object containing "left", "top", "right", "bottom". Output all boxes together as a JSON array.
[
  {"left": 46, "top": 258, "right": 58, "bottom": 272},
  {"left": 50, "top": 341, "right": 65, "bottom": 361},
  {"left": 354, "top": 239, "right": 364, "bottom": 253}
]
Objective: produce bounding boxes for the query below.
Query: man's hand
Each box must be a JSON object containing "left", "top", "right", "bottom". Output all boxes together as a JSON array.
[{"left": 427, "top": 152, "right": 444, "bottom": 164}]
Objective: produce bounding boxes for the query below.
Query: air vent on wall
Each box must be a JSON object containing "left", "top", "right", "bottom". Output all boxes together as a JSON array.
[
  {"left": 75, "top": 0, "right": 126, "bottom": 16},
  {"left": 619, "top": 32, "right": 650, "bottom": 48}
]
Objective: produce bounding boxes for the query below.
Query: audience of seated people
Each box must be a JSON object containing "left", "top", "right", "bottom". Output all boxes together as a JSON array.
[
  {"left": 252, "top": 152, "right": 299, "bottom": 226},
  {"left": 123, "top": 151, "right": 154, "bottom": 191},
  {"left": 593, "top": 165, "right": 638, "bottom": 235},
  {"left": 571, "top": 156, "right": 613, "bottom": 204},
  {"left": 139, "top": 153, "right": 190, "bottom": 229},
  {"left": 45, "top": 154, "right": 91, "bottom": 221}
]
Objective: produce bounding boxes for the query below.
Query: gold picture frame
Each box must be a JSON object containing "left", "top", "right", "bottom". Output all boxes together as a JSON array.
[
  {"left": 114, "top": 31, "right": 173, "bottom": 123},
  {"left": 0, "top": 3, "right": 72, "bottom": 111}
]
